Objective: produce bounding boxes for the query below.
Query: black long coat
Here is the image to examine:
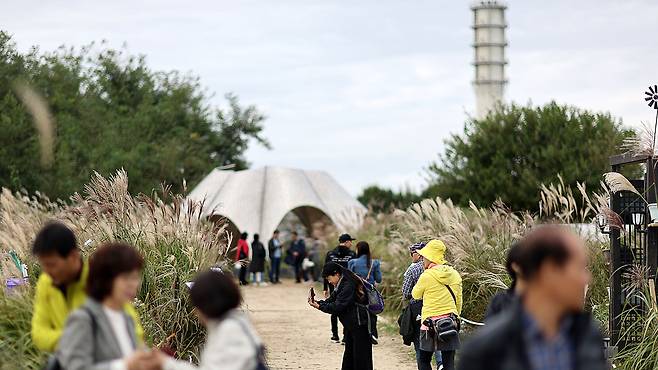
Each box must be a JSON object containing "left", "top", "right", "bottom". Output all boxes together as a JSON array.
[
  {"left": 249, "top": 241, "right": 266, "bottom": 273},
  {"left": 318, "top": 276, "right": 369, "bottom": 330}
]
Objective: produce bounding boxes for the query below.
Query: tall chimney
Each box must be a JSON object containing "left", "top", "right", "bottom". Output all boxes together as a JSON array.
[{"left": 472, "top": 1, "right": 508, "bottom": 119}]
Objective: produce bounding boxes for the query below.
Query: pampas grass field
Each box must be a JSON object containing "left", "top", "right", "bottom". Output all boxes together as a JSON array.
[
  {"left": 0, "top": 170, "right": 230, "bottom": 369},
  {"left": 356, "top": 178, "right": 609, "bottom": 328},
  {"left": 0, "top": 167, "right": 652, "bottom": 370}
]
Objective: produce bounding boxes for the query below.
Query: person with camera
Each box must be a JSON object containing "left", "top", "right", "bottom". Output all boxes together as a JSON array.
[
  {"left": 308, "top": 262, "right": 373, "bottom": 370},
  {"left": 411, "top": 240, "right": 462, "bottom": 370},
  {"left": 323, "top": 233, "right": 357, "bottom": 343}
]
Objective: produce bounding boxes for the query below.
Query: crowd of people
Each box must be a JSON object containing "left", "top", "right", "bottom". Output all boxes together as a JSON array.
[
  {"left": 31, "top": 221, "right": 263, "bottom": 370},
  {"left": 308, "top": 225, "right": 609, "bottom": 370},
  {"left": 26, "top": 218, "right": 610, "bottom": 370},
  {"left": 235, "top": 230, "right": 326, "bottom": 286}
]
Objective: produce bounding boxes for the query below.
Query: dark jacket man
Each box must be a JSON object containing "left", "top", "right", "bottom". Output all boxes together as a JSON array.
[
  {"left": 267, "top": 238, "right": 279, "bottom": 257},
  {"left": 459, "top": 225, "right": 608, "bottom": 370},
  {"left": 458, "top": 298, "right": 607, "bottom": 370},
  {"left": 285, "top": 238, "right": 306, "bottom": 265},
  {"left": 323, "top": 244, "right": 356, "bottom": 291}
]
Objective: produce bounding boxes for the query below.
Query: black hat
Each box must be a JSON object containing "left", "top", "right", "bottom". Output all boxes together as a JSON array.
[{"left": 338, "top": 233, "right": 356, "bottom": 243}]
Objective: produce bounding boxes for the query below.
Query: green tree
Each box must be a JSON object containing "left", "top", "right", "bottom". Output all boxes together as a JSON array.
[
  {"left": 0, "top": 31, "right": 269, "bottom": 199},
  {"left": 426, "top": 102, "right": 634, "bottom": 211},
  {"left": 358, "top": 185, "right": 422, "bottom": 213}
]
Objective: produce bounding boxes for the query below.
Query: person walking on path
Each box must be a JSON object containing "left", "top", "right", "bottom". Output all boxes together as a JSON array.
[
  {"left": 412, "top": 240, "right": 462, "bottom": 370},
  {"left": 458, "top": 225, "right": 608, "bottom": 370},
  {"left": 309, "top": 262, "right": 373, "bottom": 370},
  {"left": 323, "top": 233, "right": 357, "bottom": 343},
  {"left": 235, "top": 232, "right": 251, "bottom": 285},
  {"left": 30, "top": 221, "right": 143, "bottom": 353},
  {"left": 484, "top": 242, "right": 525, "bottom": 323},
  {"left": 268, "top": 230, "right": 282, "bottom": 284},
  {"left": 57, "top": 242, "right": 152, "bottom": 370},
  {"left": 286, "top": 231, "right": 308, "bottom": 283},
  {"left": 154, "top": 269, "right": 265, "bottom": 370},
  {"left": 348, "top": 241, "right": 382, "bottom": 343},
  {"left": 402, "top": 242, "right": 442, "bottom": 369},
  {"left": 249, "top": 234, "right": 267, "bottom": 286}
]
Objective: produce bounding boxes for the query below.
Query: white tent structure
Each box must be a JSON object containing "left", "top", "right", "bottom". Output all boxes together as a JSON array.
[{"left": 188, "top": 166, "right": 367, "bottom": 241}]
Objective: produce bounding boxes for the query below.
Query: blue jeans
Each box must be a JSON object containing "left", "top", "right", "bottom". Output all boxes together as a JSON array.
[
  {"left": 413, "top": 336, "right": 442, "bottom": 369},
  {"left": 269, "top": 257, "right": 281, "bottom": 282},
  {"left": 250, "top": 272, "right": 263, "bottom": 283}
]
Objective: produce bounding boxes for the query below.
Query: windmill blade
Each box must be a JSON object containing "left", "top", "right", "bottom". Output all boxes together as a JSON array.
[
  {"left": 646, "top": 91, "right": 654, "bottom": 96},
  {"left": 650, "top": 85, "right": 656, "bottom": 94},
  {"left": 646, "top": 97, "right": 653, "bottom": 101},
  {"left": 654, "top": 84, "right": 657, "bottom": 94}
]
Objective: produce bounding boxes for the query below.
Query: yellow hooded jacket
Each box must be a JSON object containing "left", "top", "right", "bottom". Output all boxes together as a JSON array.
[
  {"left": 31, "top": 259, "right": 144, "bottom": 352},
  {"left": 412, "top": 264, "right": 463, "bottom": 321}
]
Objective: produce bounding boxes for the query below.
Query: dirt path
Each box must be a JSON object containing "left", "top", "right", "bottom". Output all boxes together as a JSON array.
[{"left": 242, "top": 279, "right": 416, "bottom": 370}]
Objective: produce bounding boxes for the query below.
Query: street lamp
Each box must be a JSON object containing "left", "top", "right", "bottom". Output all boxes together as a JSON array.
[{"left": 632, "top": 211, "right": 645, "bottom": 227}]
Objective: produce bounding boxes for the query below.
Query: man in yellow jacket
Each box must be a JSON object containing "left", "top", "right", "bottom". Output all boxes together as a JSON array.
[
  {"left": 31, "top": 221, "right": 144, "bottom": 352},
  {"left": 412, "top": 239, "right": 462, "bottom": 370}
]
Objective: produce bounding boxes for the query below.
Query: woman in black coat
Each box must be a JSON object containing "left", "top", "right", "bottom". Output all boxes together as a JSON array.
[
  {"left": 484, "top": 242, "right": 525, "bottom": 322},
  {"left": 249, "top": 234, "right": 267, "bottom": 286},
  {"left": 309, "top": 262, "right": 373, "bottom": 370}
]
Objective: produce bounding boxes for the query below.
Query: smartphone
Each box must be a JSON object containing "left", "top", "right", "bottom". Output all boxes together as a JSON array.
[{"left": 309, "top": 287, "right": 316, "bottom": 301}]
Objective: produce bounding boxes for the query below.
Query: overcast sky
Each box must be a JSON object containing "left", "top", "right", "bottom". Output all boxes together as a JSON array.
[{"left": 4, "top": 0, "right": 658, "bottom": 195}]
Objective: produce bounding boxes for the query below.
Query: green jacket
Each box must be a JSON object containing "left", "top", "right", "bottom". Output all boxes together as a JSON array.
[{"left": 31, "top": 259, "right": 144, "bottom": 352}]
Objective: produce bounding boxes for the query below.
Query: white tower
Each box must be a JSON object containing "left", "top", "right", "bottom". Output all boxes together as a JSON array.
[{"left": 472, "top": 1, "right": 508, "bottom": 119}]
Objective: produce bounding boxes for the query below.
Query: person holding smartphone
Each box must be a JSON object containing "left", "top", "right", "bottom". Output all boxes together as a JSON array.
[{"left": 309, "top": 262, "right": 373, "bottom": 370}]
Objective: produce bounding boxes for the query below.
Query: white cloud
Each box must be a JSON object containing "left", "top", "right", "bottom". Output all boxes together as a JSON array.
[{"left": 2, "top": 0, "right": 657, "bottom": 195}]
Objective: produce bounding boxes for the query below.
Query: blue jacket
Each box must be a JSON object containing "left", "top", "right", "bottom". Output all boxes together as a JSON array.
[{"left": 348, "top": 255, "right": 382, "bottom": 285}]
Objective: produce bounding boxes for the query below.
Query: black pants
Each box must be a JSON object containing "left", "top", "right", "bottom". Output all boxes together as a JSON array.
[
  {"left": 341, "top": 325, "right": 373, "bottom": 370},
  {"left": 370, "top": 314, "right": 378, "bottom": 338},
  {"left": 331, "top": 314, "right": 339, "bottom": 338},
  {"left": 238, "top": 264, "right": 248, "bottom": 284},
  {"left": 293, "top": 261, "right": 308, "bottom": 282},
  {"left": 419, "top": 350, "right": 454, "bottom": 370},
  {"left": 329, "top": 285, "right": 340, "bottom": 337}
]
